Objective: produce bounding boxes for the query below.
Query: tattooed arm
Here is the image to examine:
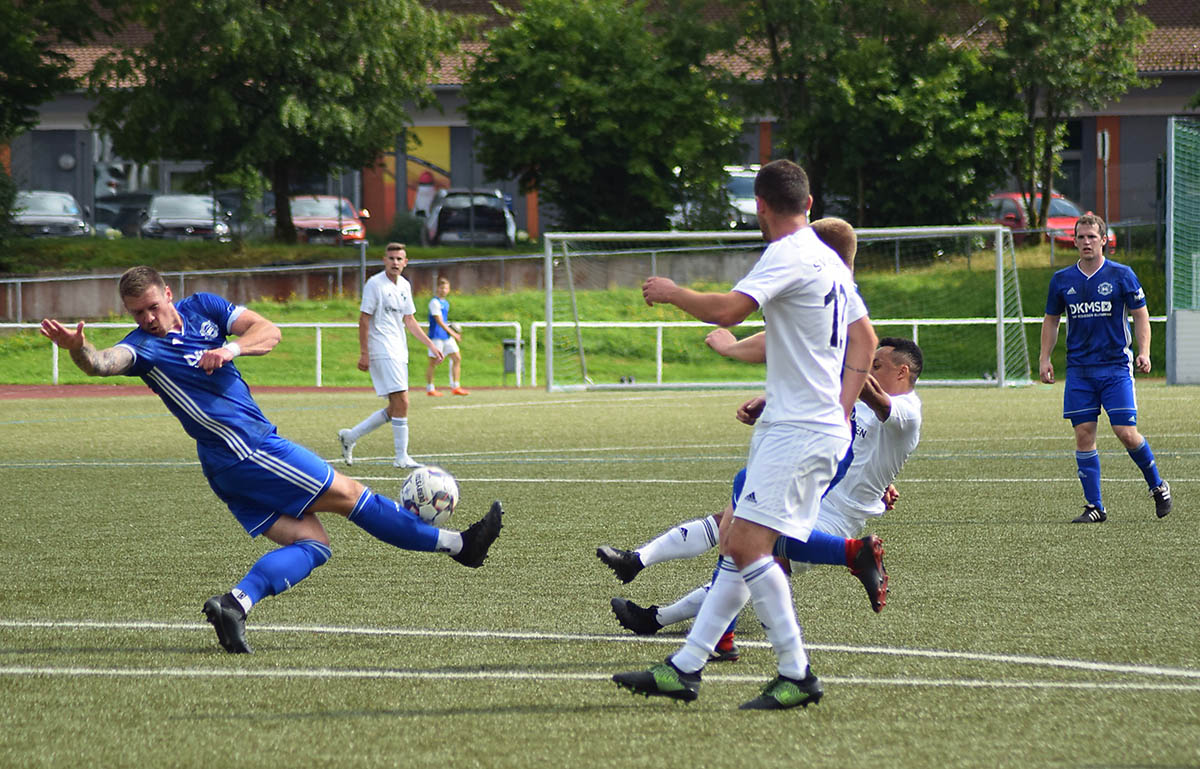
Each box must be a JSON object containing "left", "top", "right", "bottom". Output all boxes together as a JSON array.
[{"left": 39, "top": 319, "right": 133, "bottom": 377}]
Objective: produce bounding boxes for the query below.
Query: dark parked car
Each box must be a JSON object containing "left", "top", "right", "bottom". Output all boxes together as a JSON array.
[
  {"left": 140, "top": 194, "right": 232, "bottom": 241},
  {"left": 94, "top": 192, "right": 154, "bottom": 238},
  {"left": 422, "top": 188, "right": 516, "bottom": 247},
  {"left": 14, "top": 190, "right": 92, "bottom": 237}
]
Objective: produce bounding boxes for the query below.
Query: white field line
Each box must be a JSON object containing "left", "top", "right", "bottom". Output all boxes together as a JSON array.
[
  {"left": 1, "top": 665, "right": 1198, "bottom": 692},
  {"left": 2, "top": 619, "right": 1198, "bottom": 681}
]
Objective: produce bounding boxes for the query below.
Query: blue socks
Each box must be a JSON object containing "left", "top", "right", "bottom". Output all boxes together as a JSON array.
[
  {"left": 233, "top": 538, "right": 332, "bottom": 606},
  {"left": 347, "top": 488, "right": 440, "bottom": 552},
  {"left": 1127, "top": 440, "right": 1163, "bottom": 489},
  {"left": 782, "top": 529, "right": 850, "bottom": 566},
  {"left": 1075, "top": 450, "right": 1103, "bottom": 509}
]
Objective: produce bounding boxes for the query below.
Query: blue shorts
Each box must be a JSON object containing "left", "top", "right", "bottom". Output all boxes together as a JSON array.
[
  {"left": 205, "top": 433, "right": 336, "bottom": 537},
  {"left": 1063, "top": 371, "right": 1138, "bottom": 427}
]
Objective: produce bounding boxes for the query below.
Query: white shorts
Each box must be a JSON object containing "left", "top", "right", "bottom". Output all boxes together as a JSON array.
[
  {"left": 428, "top": 337, "right": 460, "bottom": 357},
  {"left": 734, "top": 422, "right": 848, "bottom": 542},
  {"left": 368, "top": 357, "right": 408, "bottom": 396}
]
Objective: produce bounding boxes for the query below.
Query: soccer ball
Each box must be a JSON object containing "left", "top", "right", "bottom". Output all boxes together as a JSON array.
[{"left": 401, "top": 465, "right": 459, "bottom": 526}]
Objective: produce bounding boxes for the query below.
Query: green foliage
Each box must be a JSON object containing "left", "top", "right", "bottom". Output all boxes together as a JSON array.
[
  {"left": 463, "top": 0, "right": 744, "bottom": 231},
  {"left": 728, "top": 0, "right": 1017, "bottom": 227},
  {"left": 385, "top": 212, "right": 427, "bottom": 246},
  {"left": 87, "top": 0, "right": 470, "bottom": 242},
  {"left": 0, "top": 166, "right": 17, "bottom": 249},
  {"left": 980, "top": 0, "right": 1153, "bottom": 229}
]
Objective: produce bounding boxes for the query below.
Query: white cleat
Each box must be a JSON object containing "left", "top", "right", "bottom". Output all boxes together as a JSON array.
[
  {"left": 337, "top": 429, "right": 355, "bottom": 466},
  {"left": 393, "top": 455, "right": 421, "bottom": 469}
]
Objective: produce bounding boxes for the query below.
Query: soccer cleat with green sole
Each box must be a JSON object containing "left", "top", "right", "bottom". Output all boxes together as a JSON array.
[
  {"left": 612, "top": 659, "right": 700, "bottom": 702},
  {"left": 739, "top": 669, "right": 823, "bottom": 710}
]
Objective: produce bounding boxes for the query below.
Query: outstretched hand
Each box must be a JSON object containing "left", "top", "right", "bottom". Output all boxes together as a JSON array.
[{"left": 40, "top": 319, "right": 86, "bottom": 351}]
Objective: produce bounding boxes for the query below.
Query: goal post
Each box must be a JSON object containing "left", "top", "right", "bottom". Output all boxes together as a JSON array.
[
  {"left": 541, "top": 225, "right": 1030, "bottom": 391},
  {"left": 1166, "top": 117, "right": 1200, "bottom": 384}
]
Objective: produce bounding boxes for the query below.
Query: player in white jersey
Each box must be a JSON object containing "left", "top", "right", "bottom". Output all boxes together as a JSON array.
[
  {"left": 613, "top": 160, "right": 877, "bottom": 710},
  {"left": 40, "top": 266, "right": 503, "bottom": 655},
  {"left": 604, "top": 339, "right": 923, "bottom": 657},
  {"left": 337, "top": 242, "right": 443, "bottom": 469}
]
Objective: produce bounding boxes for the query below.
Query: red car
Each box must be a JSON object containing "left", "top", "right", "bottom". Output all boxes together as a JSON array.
[
  {"left": 289, "top": 195, "right": 369, "bottom": 245},
  {"left": 988, "top": 192, "right": 1117, "bottom": 250}
]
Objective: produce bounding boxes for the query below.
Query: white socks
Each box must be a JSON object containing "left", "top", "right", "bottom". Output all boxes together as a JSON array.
[
  {"left": 637, "top": 515, "right": 720, "bottom": 567},
  {"left": 656, "top": 585, "right": 710, "bottom": 626},
  {"left": 743, "top": 555, "right": 809, "bottom": 678},
  {"left": 348, "top": 408, "right": 389, "bottom": 442},
  {"left": 671, "top": 559, "right": 749, "bottom": 673},
  {"left": 670, "top": 555, "right": 809, "bottom": 678},
  {"left": 392, "top": 417, "right": 409, "bottom": 461}
]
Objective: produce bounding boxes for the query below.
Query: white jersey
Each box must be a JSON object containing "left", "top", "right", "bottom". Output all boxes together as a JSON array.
[
  {"left": 360, "top": 270, "right": 416, "bottom": 360},
  {"left": 732, "top": 226, "right": 868, "bottom": 435},
  {"left": 824, "top": 391, "right": 922, "bottom": 522}
]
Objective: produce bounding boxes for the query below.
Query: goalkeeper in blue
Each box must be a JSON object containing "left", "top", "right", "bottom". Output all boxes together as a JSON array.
[
  {"left": 599, "top": 338, "right": 922, "bottom": 659},
  {"left": 40, "top": 266, "right": 504, "bottom": 654},
  {"left": 1039, "top": 213, "right": 1172, "bottom": 523}
]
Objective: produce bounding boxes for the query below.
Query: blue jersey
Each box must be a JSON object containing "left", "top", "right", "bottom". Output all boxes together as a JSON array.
[
  {"left": 1045, "top": 259, "right": 1146, "bottom": 374},
  {"left": 428, "top": 296, "right": 450, "bottom": 340},
  {"left": 116, "top": 292, "right": 277, "bottom": 474}
]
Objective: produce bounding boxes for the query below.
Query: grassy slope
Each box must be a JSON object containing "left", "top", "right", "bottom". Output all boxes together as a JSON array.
[{"left": 0, "top": 242, "right": 1169, "bottom": 385}]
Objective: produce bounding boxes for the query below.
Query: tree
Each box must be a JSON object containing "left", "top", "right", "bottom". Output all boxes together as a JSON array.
[
  {"left": 980, "top": 0, "right": 1152, "bottom": 232},
  {"left": 462, "top": 0, "right": 744, "bottom": 231},
  {"left": 88, "top": 0, "right": 467, "bottom": 242},
  {"left": 726, "top": 0, "right": 1017, "bottom": 227}
]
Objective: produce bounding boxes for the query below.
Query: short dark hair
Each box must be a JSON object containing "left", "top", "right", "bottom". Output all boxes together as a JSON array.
[
  {"left": 754, "top": 160, "right": 810, "bottom": 216},
  {"left": 878, "top": 337, "right": 923, "bottom": 383},
  {"left": 386, "top": 242, "right": 406, "bottom": 252},
  {"left": 1074, "top": 212, "right": 1107, "bottom": 240},
  {"left": 118, "top": 266, "right": 167, "bottom": 298}
]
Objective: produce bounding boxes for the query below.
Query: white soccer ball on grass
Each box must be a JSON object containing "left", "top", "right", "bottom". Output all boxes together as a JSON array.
[{"left": 401, "top": 465, "right": 459, "bottom": 526}]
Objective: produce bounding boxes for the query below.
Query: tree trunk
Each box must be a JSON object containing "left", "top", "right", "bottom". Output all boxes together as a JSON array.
[{"left": 271, "top": 159, "right": 296, "bottom": 244}]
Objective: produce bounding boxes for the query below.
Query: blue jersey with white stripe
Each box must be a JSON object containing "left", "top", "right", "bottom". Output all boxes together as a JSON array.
[
  {"left": 428, "top": 296, "right": 450, "bottom": 340},
  {"left": 116, "top": 292, "right": 277, "bottom": 473},
  {"left": 1045, "top": 258, "right": 1146, "bottom": 373}
]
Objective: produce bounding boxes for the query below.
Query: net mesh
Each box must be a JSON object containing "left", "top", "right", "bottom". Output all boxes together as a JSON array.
[
  {"left": 1171, "top": 118, "right": 1200, "bottom": 311},
  {"left": 542, "top": 226, "right": 1030, "bottom": 389}
]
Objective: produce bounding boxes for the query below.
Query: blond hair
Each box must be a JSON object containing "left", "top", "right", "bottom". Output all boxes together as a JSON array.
[{"left": 812, "top": 217, "right": 857, "bottom": 270}]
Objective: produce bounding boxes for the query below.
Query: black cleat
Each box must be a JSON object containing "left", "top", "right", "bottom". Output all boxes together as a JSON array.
[
  {"left": 1151, "top": 481, "right": 1172, "bottom": 518},
  {"left": 1071, "top": 504, "right": 1107, "bottom": 524},
  {"left": 596, "top": 546, "right": 644, "bottom": 583},
  {"left": 613, "top": 659, "right": 700, "bottom": 702},
  {"left": 849, "top": 534, "right": 888, "bottom": 613},
  {"left": 739, "top": 668, "right": 823, "bottom": 710},
  {"left": 202, "top": 594, "right": 251, "bottom": 654},
  {"left": 610, "top": 597, "right": 662, "bottom": 635},
  {"left": 453, "top": 501, "right": 504, "bottom": 567}
]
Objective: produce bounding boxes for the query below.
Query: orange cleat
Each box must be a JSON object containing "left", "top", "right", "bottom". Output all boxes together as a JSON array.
[
  {"left": 451, "top": 387, "right": 470, "bottom": 396},
  {"left": 427, "top": 389, "right": 445, "bottom": 397}
]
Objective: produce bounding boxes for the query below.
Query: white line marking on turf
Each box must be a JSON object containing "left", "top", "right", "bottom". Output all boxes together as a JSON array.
[
  {"left": 1, "top": 666, "right": 1198, "bottom": 692},
  {"left": 3, "top": 619, "right": 1198, "bottom": 680}
]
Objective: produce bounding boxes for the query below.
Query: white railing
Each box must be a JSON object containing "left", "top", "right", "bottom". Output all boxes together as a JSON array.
[
  {"left": 0, "top": 321, "right": 523, "bottom": 387},
  {"left": 528, "top": 316, "right": 1168, "bottom": 388}
]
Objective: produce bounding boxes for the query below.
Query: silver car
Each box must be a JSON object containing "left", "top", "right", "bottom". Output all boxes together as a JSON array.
[
  {"left": 421, "top": 188, "right": 516, "bottom": 247},
  {"left": 14, "top": 190, "right": 92, "bottom": 237}
]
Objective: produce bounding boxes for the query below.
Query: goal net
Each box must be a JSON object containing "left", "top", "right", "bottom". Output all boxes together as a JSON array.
[
  {"left": 1166, "top": 117, "right": 1200, "bottom": 383},
  {"left": 539, "top": 225, "right": 1031, "bottom": 391}
]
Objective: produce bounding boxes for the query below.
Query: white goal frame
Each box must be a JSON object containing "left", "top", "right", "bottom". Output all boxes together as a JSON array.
[{"left": 542, "top": 225, "right": 1027, "bottom": 391}]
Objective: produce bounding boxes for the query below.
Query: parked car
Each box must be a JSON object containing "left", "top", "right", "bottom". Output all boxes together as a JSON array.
[
  {"left": 288, "top": 195, "right": 368, "bottom": 245},
  {"left": 669, "top": 165, "right": 759, "bottom": 231},
  {"left": 140, "top": 194, "right": 232, "bottom": 241},
  {"left": 422, "top": 188, "right": 516, "bottom": 247},
  {"left": 13, "top": 190, "right": 92, "bottom": 237},
  {"left": 95, "top": 192, "right": 154, "bottom": 238},
  {"left": 988, "top": 192, "right": 1117, "bottom": 249}
]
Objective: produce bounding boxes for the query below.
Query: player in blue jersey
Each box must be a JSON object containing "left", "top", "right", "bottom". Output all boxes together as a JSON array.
[
  {"left": 1040, "top": 213, "right": 1171, "bottom": 523},
  {"left": 40, "top": 266, "right": 504, "bottom": 654},
  {"left": 425, "top": 276, "right": 469, "bottom": 397}
]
